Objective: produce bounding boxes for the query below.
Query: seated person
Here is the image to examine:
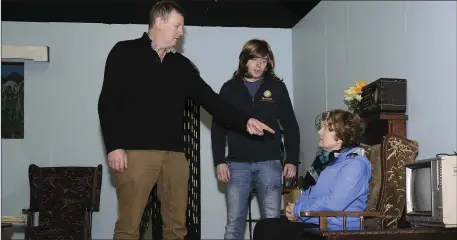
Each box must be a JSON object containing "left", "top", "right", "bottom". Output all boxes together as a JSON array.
[{"left": 253, "top": 109, "right": 371, "bottom": 240}]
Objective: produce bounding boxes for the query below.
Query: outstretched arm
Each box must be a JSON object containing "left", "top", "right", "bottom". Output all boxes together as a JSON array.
[{"left": 184, "top": 59, "right": 274, "bottom": 135}]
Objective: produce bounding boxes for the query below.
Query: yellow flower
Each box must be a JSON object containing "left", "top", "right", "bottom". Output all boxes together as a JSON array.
[
  {"left": 355, "top": 86, "right": 363, "bottom": 93},
  {"left": 344, "top": 80, "right": 368, "bottom": 106},
  {"left": 356, "top": 80, "right": 367, "bottom": 87},
  {"left": 354, "top": 94, "right": 362, "bottom": 101},
  {"left": 344, "top": 87, "right": 356, "bottom": 95}
]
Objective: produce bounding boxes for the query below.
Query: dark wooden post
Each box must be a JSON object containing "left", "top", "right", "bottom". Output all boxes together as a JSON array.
[{"left": 361, "top": 113, "right": 408, "bottom": 145}]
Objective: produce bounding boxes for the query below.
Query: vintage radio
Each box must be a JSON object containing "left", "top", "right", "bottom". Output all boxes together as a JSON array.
[{"left": 360, "top": 78, "right": 407, "bottom": 116}]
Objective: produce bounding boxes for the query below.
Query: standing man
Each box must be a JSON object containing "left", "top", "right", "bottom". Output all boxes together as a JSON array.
[{"left": 97, "top": 1, "right": 274, "bottom": 239}]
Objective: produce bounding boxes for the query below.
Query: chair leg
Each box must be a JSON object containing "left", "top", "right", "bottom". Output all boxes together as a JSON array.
[{"left": 248, "top": 191, "right": 253, "bottom": 240}]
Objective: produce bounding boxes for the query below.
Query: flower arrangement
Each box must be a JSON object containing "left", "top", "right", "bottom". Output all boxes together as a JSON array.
[{"left": 343, "top": 80, "right": 367, "bottom": 115}]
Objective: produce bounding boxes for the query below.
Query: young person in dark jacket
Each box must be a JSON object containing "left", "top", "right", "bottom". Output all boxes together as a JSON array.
[
  {"left": 97, "top": 2, "right": 274, "bottom": 240},
  {"left": 211, "top": 39, "right": 300, "bottom": 240}
]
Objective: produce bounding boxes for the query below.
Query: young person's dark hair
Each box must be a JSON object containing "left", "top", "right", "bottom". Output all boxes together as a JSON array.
[{"left": 233, "top": 39, "right": 280, "bottom": 80}]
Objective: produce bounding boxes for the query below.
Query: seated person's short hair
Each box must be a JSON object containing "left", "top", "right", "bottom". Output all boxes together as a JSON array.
[{"left": 315, "top": 109, "right": 365, "bottom": 147}]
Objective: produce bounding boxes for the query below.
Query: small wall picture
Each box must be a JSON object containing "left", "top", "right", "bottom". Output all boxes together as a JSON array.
[{"left": 2, "top": 62, "right": 24, "bottom": 139}]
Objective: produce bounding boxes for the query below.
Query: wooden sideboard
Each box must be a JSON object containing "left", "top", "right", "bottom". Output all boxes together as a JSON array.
[{"left": 361, "top": 113, "right": 408, "bottom": 145}]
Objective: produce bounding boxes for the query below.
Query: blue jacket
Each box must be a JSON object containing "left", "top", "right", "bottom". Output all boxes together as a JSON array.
[{"left": 293, "top": 147, "right": 372, "bottom": 230}]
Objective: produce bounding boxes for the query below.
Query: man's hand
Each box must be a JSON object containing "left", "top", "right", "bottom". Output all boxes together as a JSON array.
[
  {"left": 285, "top": 202, "right": 298, "bottom": 222},
  {"left": 283, "top": 163, "right": 296, "bottom": 179},
  {"left": 216, "top": 163, "right": 231, "bottom": 183},
  {"left": 108, "top": 149, "right": 128, "bottom": 173},
  {"left": 247, "top": 118, "right": 275, "bottom": 136}
]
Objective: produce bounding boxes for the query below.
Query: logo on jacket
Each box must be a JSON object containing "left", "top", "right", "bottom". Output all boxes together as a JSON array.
[{"left": 261, "top": 90, "right": 274, "bottom": 102}]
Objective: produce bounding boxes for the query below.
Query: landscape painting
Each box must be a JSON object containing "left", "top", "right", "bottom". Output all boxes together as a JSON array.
[{"left": 2, "top": 62, "right": 25, "bottom": 139}]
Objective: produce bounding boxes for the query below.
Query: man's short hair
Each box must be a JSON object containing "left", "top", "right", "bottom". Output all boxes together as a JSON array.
[{"left": 149, "top": 0, "right": 185, "bottom": 28}]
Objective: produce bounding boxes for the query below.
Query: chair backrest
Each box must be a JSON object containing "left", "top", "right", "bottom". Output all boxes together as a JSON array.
[
  {"left": 361, "top": 134, "right": 418, "bottom": 229},
  {"left": 377, "top": 134, "right": 418, "bottom": 219},
  {"left": 360, "top": 143, "right": 383, "bottom": 213},
  {"left": 28, "top": 164, "right": 102, "bottom": 227}
]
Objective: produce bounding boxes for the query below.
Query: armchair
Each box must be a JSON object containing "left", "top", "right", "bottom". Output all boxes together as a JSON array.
[
  {"left": 300, "top": 134, "right": 418, "bottom": 235},
  {"left": 22, "top": 164, "right": 102, "bottom": 240}
]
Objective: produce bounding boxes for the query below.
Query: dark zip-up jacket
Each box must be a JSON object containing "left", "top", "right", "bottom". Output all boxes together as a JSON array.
[
  {"left": 211, "top": 74, "right": 300, "bottom": 167},
  {"left": 98, "top": 33, "right": 250, "bottom": 154}
]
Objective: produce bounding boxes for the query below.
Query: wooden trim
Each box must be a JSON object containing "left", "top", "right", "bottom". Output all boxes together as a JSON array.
[
  {"left": 301, "top": 211, "right": 383, "bottom": 217},
  {"left": 364, "top": 113, "right": 408, "bottom": 122}
]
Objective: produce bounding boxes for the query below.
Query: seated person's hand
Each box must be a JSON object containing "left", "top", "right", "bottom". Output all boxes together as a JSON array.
[{"left": 285, "top": 202, "right": 298, "bottom": 222}]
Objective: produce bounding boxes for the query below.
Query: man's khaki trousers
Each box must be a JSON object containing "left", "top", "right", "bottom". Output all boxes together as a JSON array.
[{"left": 113, "top": 150, "right": 189, "bottom": 240}]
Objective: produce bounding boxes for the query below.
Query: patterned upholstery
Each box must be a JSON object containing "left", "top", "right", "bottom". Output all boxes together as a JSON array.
[
  {"left": 377, "top": 134, "right": 418, "bottom": 228},
  {"left": 24, "top": 164, "right": 102, "bottom": 240},
  {"left": 362, "top": 134, "right": 418, "bottom": 229},
  {"left": 361, "top": 143, "right": 382, "bottom": 213}
]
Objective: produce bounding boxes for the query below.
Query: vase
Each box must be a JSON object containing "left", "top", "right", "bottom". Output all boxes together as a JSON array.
[
  {"left": 348, "top": 102, "right": 361, "bottom": 116},
  {"left": 353, "top": 108, "right": 361, "bottom": 116}
]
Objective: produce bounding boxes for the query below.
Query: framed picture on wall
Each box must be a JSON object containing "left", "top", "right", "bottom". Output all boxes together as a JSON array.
[{"left": 2, "top": 61, "right": 25, "bottom": 139}]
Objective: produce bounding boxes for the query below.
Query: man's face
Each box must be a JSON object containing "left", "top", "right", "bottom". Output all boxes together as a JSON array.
[{"left": 157, "top": 10, "right": 184, "bottom": 48}]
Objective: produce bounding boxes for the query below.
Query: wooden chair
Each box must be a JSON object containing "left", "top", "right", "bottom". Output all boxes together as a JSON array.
[
  {"left": 300, "top": 134, "right": 419, "bottom": 237},
  {"left": 22, "top": 164, "right": 102, "bottom": 240}
]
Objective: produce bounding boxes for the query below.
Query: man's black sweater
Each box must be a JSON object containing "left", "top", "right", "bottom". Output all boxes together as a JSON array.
[{"left": 98, "top": 33, "right": 250, "bottom": 154}]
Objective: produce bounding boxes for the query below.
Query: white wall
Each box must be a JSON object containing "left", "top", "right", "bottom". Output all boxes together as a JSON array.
[
  {"left": 291, "top": 2, "right": 327, "bottom": 175},
  {"left": 292, "top": 0, "right": 457, "bottom": 170},
  {"left": 1, "top": 22, "right": 292, "bottom": 239}
]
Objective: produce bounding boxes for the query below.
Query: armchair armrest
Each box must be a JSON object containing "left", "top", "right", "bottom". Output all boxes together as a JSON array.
[
  {"left": 22, "top": 208, "right": 38, "bottom": 213},
  {"left": 300, "top": 211, "right": 399, "bottom": 231}
]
